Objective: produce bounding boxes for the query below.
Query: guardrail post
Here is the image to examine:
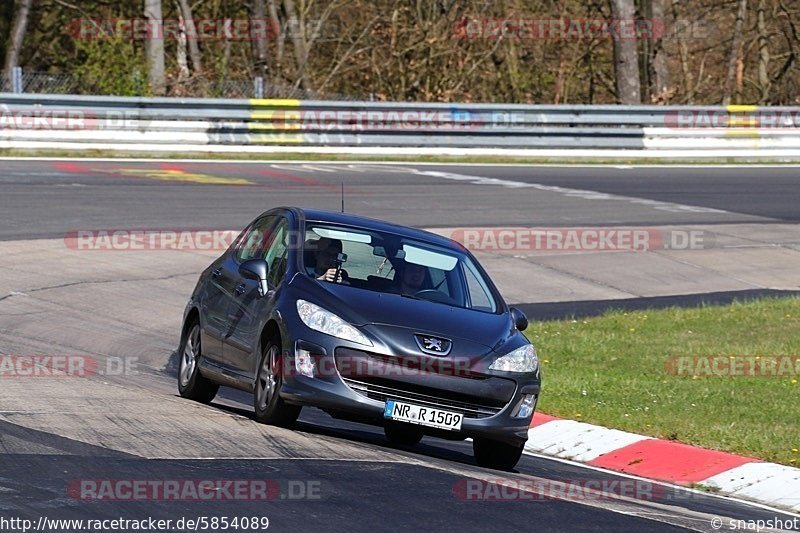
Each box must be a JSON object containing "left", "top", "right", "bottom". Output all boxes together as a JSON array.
[
  {"left": 254, "top": 76, "right": 264, "bottom": 99},
  {"left": 12, "top": 67, "right": 23, "bottom": 93}
]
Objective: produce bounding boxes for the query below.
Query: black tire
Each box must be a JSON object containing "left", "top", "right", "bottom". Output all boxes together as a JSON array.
[
  {"left": 177, "top": 320, "right": 219, "bottom": 403},
  {"left": 384, "top": 422, "right": 424, "bottom": 447},
  {"left": 473, "top": 437, "right": 524, "bottom": 471},
  {"left": 253, "top": 339, "right": 301, "bottom": 427}
]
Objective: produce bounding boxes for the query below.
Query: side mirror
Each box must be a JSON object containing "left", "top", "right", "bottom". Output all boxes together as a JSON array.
[
  {"left": 239, "top": 259, "right": 270, "bottom": 297},
  {"left": 510, "top": 307, "right": 528, "bottom": 331}
]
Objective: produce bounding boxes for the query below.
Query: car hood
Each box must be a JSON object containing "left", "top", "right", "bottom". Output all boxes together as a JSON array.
[{"left": 292, "top": 276, "right": 512, "bottom": 350}]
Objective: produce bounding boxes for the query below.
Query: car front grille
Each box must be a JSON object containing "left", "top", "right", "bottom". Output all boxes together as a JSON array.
[{"left": 341, "top": 377, "right": 504, "bottom": 419}]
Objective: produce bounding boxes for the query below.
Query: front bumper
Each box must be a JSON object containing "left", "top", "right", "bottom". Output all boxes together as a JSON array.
[{"left": 278, "top": 328, "right": 540, "bottom": 446}]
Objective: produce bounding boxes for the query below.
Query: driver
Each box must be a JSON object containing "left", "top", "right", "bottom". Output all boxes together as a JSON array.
[
  {"left": 398, "top": 262, "right": 426, "bottom": 294},
  {"left": 307, "top": 237, "right": 349, "bottom": 283}
]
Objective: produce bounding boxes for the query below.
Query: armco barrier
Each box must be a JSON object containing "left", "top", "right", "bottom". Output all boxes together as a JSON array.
[{"left": 1, "top": 93, "right": 799, "bottom": 157}]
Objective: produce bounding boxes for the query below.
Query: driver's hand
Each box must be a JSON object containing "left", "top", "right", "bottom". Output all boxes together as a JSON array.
[{"left": 318, "top": 268, "right": 347, "bottom": 283}]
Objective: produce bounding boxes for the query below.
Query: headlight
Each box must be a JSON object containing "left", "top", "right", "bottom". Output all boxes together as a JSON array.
[
  {"left": 489, "top": 344, "right": 538, "bottom": 373},
  {"left": 296, "top": 299, "right": 372, "bottom": 347}
]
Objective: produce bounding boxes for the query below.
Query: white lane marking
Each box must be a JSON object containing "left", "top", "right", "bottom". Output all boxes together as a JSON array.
[
  {"left": 415, "top": 169, "right": 533, "bottom": 189},
  {"left": 413, "top": 169, "right": 730, "bottom": 213},
  {"left": 249, "top": 163, "right": 730, "bottom": 214},
  {"left": 297, "top": 164, "right": 339, "bottom": 173},
  {"left": 3, "top": 156, "right": 800, "bottom": 168},
  {"left": 270, "top": 163, "right": 415, "bottom": 174}
]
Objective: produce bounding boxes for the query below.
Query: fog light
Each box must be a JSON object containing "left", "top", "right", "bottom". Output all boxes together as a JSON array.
[
  {"left": 295, "top": 348, "right": 314, "bottom": 378},
  {"left": 512, "top": 394, "right": 537, "bottom": 419}
]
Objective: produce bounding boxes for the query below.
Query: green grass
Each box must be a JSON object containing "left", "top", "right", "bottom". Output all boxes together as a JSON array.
[
  {"left": 2, "top": 148, "right": 799, "bottom": 165},
  {"left": 525, "top": 296, "right": 800, "bottom": 466}
]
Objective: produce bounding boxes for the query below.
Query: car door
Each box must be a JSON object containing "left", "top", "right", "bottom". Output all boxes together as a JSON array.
[
  {"left": 197, "top": 255, "right": 232, "bottom": 364},
  {"left": 206, "top": 214, "right": 277, "bottom": 372},
  {"left": 223, "top": 215, "right": 291, "bottom": 376}
]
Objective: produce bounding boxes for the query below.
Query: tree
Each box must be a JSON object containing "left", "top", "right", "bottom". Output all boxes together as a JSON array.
[
  {"left": 177, "top": 0, "right": 202, "bottom": 74},
  {"left": 144, "top": 0, "right": 166, "bottom": 95},
  {"left": 3, "top": 0, "right": 33, "bottom": 89},
  {"left": 756, "top": 0, "right": 770, "bottom": 103},
  {"left": 609, "top": 0, "right": 641, "bottom": 103},
  {"left": 282, "top": 0, "right": 310, "bottom": 91},
  {"left": 723, "top": 0, "right": 748, "bottom": 105},
  {"left": 644, "top": 0, "right": 671, "bottom": 101},
  {"left": 251, "top": 0, "right": 269, "bottom": 81}
]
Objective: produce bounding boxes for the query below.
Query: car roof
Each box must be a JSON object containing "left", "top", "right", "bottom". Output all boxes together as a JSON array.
[{"left": 295, "top": 207, "right": 459, "bottom": 249}]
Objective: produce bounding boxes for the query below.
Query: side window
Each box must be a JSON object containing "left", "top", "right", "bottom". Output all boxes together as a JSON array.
[
  {"left": 463, "top": 261, "right": 496, "bottom": 312},
  {"left": 235, "top": 215, "right": 276, "bottom": 262},
  {"left": 265, "top": 218, "right": 290, "bottom": 287}
]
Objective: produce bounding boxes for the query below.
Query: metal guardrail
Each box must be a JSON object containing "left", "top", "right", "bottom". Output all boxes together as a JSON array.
[{"left": 1, "top": 93, "right": 799, "bottom": 155}]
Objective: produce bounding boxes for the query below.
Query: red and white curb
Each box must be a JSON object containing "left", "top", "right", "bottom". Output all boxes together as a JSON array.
[{"left": 526, "top": 413, "right": 800, "bottom": 512}]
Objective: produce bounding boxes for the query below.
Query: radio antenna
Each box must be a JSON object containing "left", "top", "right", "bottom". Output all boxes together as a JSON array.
[{"left": 341, "top": 181, "right": 345, "bottom": 213}]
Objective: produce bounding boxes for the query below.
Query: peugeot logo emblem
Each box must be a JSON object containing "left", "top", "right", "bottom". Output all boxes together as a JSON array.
[
  {"left": 414, "top": 334, "right": 452, "bottom": 356},
  {"left": 424, "top": 338, "right": 443, "bottom": 351}
]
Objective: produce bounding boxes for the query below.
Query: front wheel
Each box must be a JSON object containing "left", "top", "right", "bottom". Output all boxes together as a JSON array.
[
  {"left": 473, "top": 437, "right": 524, "bottom": 471},
  {"left": 177, "top": 321, "right": 219, "bottom": 403},
  {"left": 253, "top": 340, "right": 301, "bottom": 427}
]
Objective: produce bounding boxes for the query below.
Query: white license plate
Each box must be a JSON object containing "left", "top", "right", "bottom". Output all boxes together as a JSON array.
[{"left": 384, "top": 400, "right": 463, "bottom": 431}]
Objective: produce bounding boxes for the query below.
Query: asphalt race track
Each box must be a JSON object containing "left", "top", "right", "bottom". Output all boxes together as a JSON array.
[
  {"left": 2, "top": 160, "right": 798, "bottom": 241},
  {"left": 1, "top": 159, "right": 799, "bottom": 532}
]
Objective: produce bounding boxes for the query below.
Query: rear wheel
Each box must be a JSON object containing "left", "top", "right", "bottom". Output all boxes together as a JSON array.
[
  {"left": 178, "top": 320, "right": 219, "bottom": 403},
  {"left": 254, "top": 340, "right": 301, "bottom": 427},
  {"left": 473, "top": 437, "right": 524, "bottom": 471},
  {"left": 384, "top": 422, "right": 424, "bottom": 447}
]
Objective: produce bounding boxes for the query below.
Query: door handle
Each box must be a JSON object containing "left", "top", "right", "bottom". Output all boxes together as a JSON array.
[
  {"left": 211, "top": 268, "right": 222, "bottom": 278},
  {"left": 234, "top": 283, "right": 247, "bottom": 296}
]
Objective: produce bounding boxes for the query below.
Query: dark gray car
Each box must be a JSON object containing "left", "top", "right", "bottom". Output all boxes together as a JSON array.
[{"left": 177, "top": 207, "right": 541, "bottom": 470}]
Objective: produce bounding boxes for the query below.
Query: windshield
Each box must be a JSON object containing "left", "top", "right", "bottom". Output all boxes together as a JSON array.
[{"left": 302, "top": 223, "right": 499, "bottom": 313}]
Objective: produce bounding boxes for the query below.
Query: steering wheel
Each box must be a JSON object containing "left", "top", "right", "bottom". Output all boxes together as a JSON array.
[{"left": 413, "top": 289, "right": 459, "bottom": 305}]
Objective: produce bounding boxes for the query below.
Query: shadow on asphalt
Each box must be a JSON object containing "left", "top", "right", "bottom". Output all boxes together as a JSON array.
[{"left": 514, "top": 288, "right": 800, "bottom": 322}]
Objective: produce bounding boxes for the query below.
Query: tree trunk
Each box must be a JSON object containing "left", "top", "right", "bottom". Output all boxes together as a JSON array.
[
  {"left": 177, "top": 0, "right": 203, "bottom": 75},
  {"left": 646, "top": 0, "right": 670, "bottom": 101},
  {"left": 757, "top": 0, "right": 770, "bottom": 103},
  {"left": 282, "top": 0, "right": 310, "bottom": 91},
  {"left": 267, "top": 0, "right": 284, "bottom": 68},
  {"left": 3, "top": 0, "right": 33, "bottom": 87},
  {"left": 722, "top": 0, "right": 748, "bottom": 105},
  {"left": 609, "top": 0, "right": 641, "bottom": 104},
  {"left": 251, "top": 0, "right": 270, "bottom": 81},
  {"left": 175, "top": 5, "right": 190, "bottom": 87},
  {"left": 144, "top": 0, "right": 166, "bottom": 96}
]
